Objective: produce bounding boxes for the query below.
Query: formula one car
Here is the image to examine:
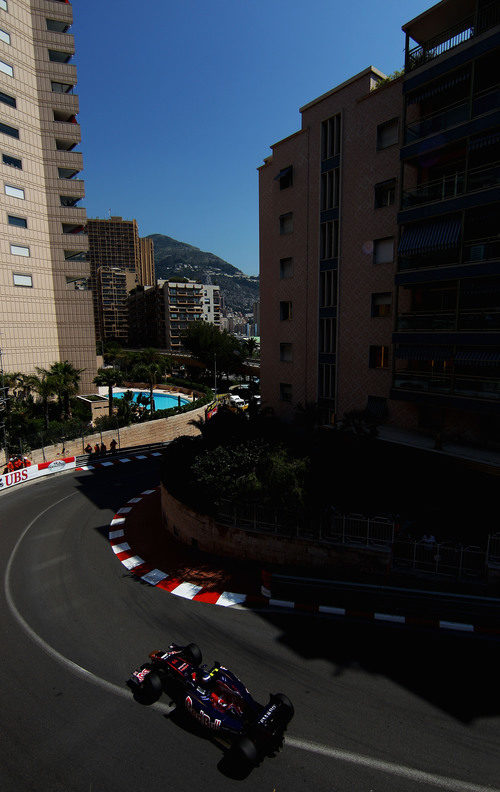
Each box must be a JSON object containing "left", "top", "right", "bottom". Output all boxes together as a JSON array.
[{"left": 127, "top": 642, "right": 294, "bottom": 765}]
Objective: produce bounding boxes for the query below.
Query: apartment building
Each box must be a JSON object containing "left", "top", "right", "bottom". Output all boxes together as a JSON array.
[
  {"left": 259, "top": 67, "right": 401, "bottom": 423},
  {"left": 393, "top": 0, "right": 500, "bottom": 443},
  {"left": 96, "top": 266, "right": 136, "bottom": 343},
  {"left": 128, "top": 279, "right": 217, "bottom": 351},
  {"left": 259, "top": 0, "right": 499, "bottom": 446},
  {"left": 0, "top": 0, "right": 97, "bottom": 391},
  {"left": 87, "top": 216, "right": 155, "bottom": 341}
]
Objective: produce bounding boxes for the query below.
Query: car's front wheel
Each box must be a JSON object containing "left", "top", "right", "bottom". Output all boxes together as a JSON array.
[{"left": 182, "top": 643, "right": 202, "bottom": 667}]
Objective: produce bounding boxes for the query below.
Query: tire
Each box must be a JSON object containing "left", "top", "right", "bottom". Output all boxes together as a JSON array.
[
  {"left": 182, "top": 643, "right": 202, "bottom": 667},
  {"left": 143, "top": 671, "right": 163, "bottom": 703},
  {"left": 231, "top": 735, "right": 258, "bottom": 767},
  {"left": 274, "top": 693, "right": 294, "bottom": 721}
]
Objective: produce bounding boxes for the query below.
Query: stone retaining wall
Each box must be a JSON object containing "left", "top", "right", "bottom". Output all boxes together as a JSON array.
[
  {"left": 161, "top": 486, "right": 390, "bottom": 574},
  {"left": 27, "top": 405, "right": 206, "bottom": 464}
]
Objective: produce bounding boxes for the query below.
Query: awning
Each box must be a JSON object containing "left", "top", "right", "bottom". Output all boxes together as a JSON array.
[
  {"left": 469, "top": 132, "right": 500, "bottom": 150},
  {"left": 274, "top": 166, "right": 293, "bottom": 181},
  {"left": 407, "top": 71, "right": 469, "bottom": 105},
  {"left": 455, "top": 350, "right": 500, "bottom": 365},
  {"left": 398, "top": 218, "right": 461, "bottom": 256},
  {"left": 396, "top": 346, "right": 453, "bottom": 360}
]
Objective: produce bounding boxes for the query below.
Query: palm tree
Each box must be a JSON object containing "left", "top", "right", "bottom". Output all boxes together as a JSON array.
[
  {"left": 32, "top": 368, "right": 56, "bottom": 430},
  {"left": 93, "top": 367, "right": 123, "bottom": 417},
  {"left": 132, "top": 361, "right": 164, "bottom": 415},
  {"left": 49, "top": 360, "right": 83, "bottom": 420}
]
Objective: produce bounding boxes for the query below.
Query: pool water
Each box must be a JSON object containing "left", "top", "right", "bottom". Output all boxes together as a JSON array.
[{"left": 113, "top": 390, "right": 189, "bottom": 410}]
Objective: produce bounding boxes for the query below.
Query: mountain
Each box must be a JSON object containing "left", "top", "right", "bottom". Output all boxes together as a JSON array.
[{"left": 148, "top": 234, "right": 259, "bottom": 314}]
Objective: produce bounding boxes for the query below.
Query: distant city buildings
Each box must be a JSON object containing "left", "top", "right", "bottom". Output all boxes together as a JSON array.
[
  {"left": 259, "top": 0, "right": 500, "bottom": 446},
  {"left": 128, "top": 279, "right": 221, "bottom": 351},
  {"left": 87, "top": 216, "right": 155, "bottom": 342},
  {"left": 0, "top": 0, "right": 97, "bottom": 391}
]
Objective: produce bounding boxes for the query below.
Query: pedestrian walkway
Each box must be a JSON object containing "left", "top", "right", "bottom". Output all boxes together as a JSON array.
[{"left": 377, "top": 425, "right": 500, "bottom": 469}]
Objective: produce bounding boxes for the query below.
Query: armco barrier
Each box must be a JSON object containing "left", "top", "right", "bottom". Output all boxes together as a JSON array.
[{"left": 0, "top": 457, "right": 76, "bottom": 491}]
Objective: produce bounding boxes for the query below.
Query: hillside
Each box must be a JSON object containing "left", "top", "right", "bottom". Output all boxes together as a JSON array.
[{"left": 148, "top": 234, "right": 259, "bottom": 313}]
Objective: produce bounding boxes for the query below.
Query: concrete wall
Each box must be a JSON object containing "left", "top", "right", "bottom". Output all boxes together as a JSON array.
[
  {"left": 161, "top": 486, "right": 390, "bottom": 575},
  {"left": 28, "top": 404, "right": 206, "bottom": 464}
]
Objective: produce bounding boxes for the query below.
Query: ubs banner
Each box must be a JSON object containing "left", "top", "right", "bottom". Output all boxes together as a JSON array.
[{"left": 0, "top": 457, "right": 76, "bottom": 491}]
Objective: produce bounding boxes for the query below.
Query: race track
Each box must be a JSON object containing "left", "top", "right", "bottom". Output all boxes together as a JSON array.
[{"left": 1, "top": 459, "right": 499, "bottom": 792}]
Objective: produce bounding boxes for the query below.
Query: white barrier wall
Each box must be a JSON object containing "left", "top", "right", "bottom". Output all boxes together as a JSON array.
[{"left": 0, "top": 457, "right": 76, "bottom": 491}]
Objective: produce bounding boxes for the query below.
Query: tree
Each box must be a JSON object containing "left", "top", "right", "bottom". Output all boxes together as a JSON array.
[
  {"left": 182, "top": 321, "right": 245, "bottom": 382},
  {"left": 93, "top": 367, "right": 123, "bottom": 417},
  {"left": 48, "top": 360, "right": 83, "bottom": 420},
  {"left": 32, "top": 368, "right": 57, "bottom": 430}
]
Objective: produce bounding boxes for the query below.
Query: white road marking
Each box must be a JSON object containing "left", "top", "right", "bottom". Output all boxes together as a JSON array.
[
  {"left": 319, "top": 605, "right": 346, "bottom": 616},
  {"left": 375, "top": 613, "right": 406, "bottom": 624},
  {"left": 34, "top": 554, "right": 70, "bottom": 570},
  {"left": 112, "top": 543, "right": 130, "bottom": 554},
  {"left": 288, "top": 738, "right": 499, "bottom": 792},
  {"left": 141, "top": 489, "right": 156, "bottom": 494},
  {"left": 110, "top": 517, "right": 125, "bottom": 526},
  {"left": 141, "top": 569, "right": 168, "bottom": 585},
  {"left": 108, "top": 529, "right": 124, "bottom": 540},
  {"left": 117, "top": 507, "right": 132, "bottom": 514},
  {"left": 439, "top": 621, "right": 474, "bottom": 632},
  {"left": 119, "top": 458, "right": 131, "bottom": 463},
  {"left": 4, "top": 493, "right": 498, "bottom": 792},
  {"left": 216, "top": 591, "right": 247, "bottom": 607},
  {"left": 269, "top": 598, "right": 295, "bottom": 609},
  {"left": 100, "top": 462, "right": 114, "bottom": 467},
  {"left": 127, "top": 497, "right": 142, "bottom": 503},
  {"left": 170, "top": 581, "right": 203, "bottom": 599},
  {"left": 135, "top": 455, "right": 147, "bottom": 459},
  {"left": 121, "top": 555, "right": 145, "bottom": 570}
]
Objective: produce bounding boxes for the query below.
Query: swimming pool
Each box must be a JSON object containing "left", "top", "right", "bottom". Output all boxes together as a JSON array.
[{"left": 112, "top": 390, "right": 189, "bottom": 410}]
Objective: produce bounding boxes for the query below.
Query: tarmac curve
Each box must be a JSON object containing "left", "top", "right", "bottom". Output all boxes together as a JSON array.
[{"left": 1, "top": 458, "right": 499, "bottom": 792}]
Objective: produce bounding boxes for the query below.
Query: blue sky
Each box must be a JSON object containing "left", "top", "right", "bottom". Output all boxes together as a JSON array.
[{"left": 74, "top": 0, "right": 437, "bottom": 276}]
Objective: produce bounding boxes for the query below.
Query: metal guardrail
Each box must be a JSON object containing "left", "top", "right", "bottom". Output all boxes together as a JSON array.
[{"left": 393, "top": 538, "right": 486, "bottom": 579}]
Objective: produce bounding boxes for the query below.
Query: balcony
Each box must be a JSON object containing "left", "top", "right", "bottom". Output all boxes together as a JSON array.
[
  {"left": 393, "top": 371, "right": 500, "bottom": 400},
  {"left": 406, "top": 2, "right": 500, "bottom": 72},
  {"left": 397, "top": 310, "right": 500, "bottom": 331},
  {"left": 402, "top": 161, "right": 500, "bottom": 208}
]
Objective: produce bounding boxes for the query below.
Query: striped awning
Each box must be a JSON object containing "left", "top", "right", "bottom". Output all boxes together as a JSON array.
[
  {"left": 455, "top": 350, "right": 500, "bottom": 365},
  {"left": 407, "top": 71, "right": 469, "bottom": 105},
  {"left": 396, "top": 346, "right": 453, "bottom": 361},
  {"left": 469, "top": 132, "right": 500, "bottom": 150},
  {"left": 398, "top": 218, "right": 461, "bottom": 256}
]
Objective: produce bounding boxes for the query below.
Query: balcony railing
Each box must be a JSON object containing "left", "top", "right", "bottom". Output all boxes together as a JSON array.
[
  {"left": 406, "top": 3, "right": 500, "bottom": 72},
  {"left": 405, "top": 100, "right": 468, "bottom": 144},
  {"left": 397, "top": 310, "right": 500, "bottom": 332},
  {"left": 393, "top": 371, "right": 500, "bottom": 400},
  {"left": 402, "top": 162, "right": 500, "bottom": 208},
  {"left": 464, "top": 237, "right": 500, "bottom": 263}
]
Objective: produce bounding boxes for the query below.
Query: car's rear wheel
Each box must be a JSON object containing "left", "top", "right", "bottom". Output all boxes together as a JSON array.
[
  {"left": 182, "top": 643, "right": 202, "bottom": 667},
  {"left": 274, "top": 693, "right": 294, "bottom": 721},
  {"left": 230, "top": 735, "right": 258, "bottom": 767}
]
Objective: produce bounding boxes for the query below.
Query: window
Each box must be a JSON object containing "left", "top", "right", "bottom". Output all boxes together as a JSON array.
[
  {"left": 371, "top": 292, "right": 392, "bottom": 317},
  {"left": 5, "top": 184, "right": 24, "bottom": 199},
  {"left": 373, "top": 237, "right": 394, "bottom": 265},
  {"left": 377, "top": 118, "right": 399, "bottom": 149},
  {"left": 8, "top": 214, "right": 27, "bottom": 227},
  {"left": 279, "top": 257, "right": 293, "bottom": 279},
  {"left": 279, "top": 212, "right": 293, "bottom": 235},
  {"left": 280, "top": 301, "right": 292, "bottom": 321},
  {"left": 10, "top": 243, "right": 29, "bottom": 256},
  {"left": 51, "top": 81, "right": 73, "bottom": 93},
  {"left": 320, "top": 220, "right": 338, "bottom": 259},
  {"left": 0, "top": 121, "right": 18, "bottom": 138},
  {"left": 319, "top": 317, "right": 336, "bottom": 353},
  {"left": 279, "top": 382, "right": 292, "bottom": 402},
  {"left": 319, "top": 363, "right": 335, "bottom": 399},
  {"left": 369, "top": 345, "right": 389, "bottom": 369},
  {"left": 13, "top": 273, "right": 32, "bottom": 287},
  {"left": 46, "top": 19, "right": 70, "bottom": 33},
  {"left": 0, "top": 27, "right": 10, "bottom": 44},
  {"left": 64, "top": 250, "right": 87, "bottom": 261},
  {"left": 280, "top": 342, "right": 293, "bottom": 362},
  {"left": 276, "top": 165, "right": 293, "bottom": 190},
  {"left": 0, "top": 1, "right": 7, "bottom": 11},
  {"left": 374, "top": 179, "right": 396, "bottom": 208},
  {"left": 321, "top": 169, "right": 339, "bottom": 210},
  {"left": 0, "top": 59, "right": 13, "bottom": 77},
  {"left": 0, "top": 90, "right": 15, "bottom": 108},
  {"left": 66, "top": 276, "right": 90, "bottom": 290},
  {"left": 321, "top": 114, "right": 341, "bottom": 160},
  {"left": 48, "top": 49, "right": 72, "bottom": 63},
  {"left": 320, "top": 269, "right": 337, "bottom": 307}
]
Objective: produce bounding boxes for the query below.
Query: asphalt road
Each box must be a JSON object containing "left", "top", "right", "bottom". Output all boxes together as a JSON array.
[{"left": 1, "top": 459, "right": 499, "bottom": 792}]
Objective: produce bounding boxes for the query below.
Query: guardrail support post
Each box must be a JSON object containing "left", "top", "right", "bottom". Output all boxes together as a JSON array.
[{"left": 342, "top": 515, "right": 346, "bottom": 544}]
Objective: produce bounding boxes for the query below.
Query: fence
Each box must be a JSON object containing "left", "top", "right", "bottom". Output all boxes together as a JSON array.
[
  {"left": 216, "top": 501, "right": 395, "bottom": 549},
  {"left": 392, "top": 538, "right": 486, "bottom": 579},
  {"left": 487, "top": 533, "right": 500, "bottom": 566}
]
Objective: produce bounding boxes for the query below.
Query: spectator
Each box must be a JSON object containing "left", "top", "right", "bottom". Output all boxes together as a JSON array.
[
  {"left": 84, "top": 443, "right": 92, "bottom": 455},
  {"left": 109, "top": 438, "right": 117, "bottom": 455},
  {"left": 422, "top": 533, "right": 436, "bottom": 546},
  {"left": 13, "top": 457, "right": 23, "bottom": 470},
  {"left": 94, "top": 443, "right": 100, "bottom": 457},
  {"left": 7, "top": 458, "right": 14, "bottom": 472},
  {"left": 100, "top": 442, "right": 107, "bottom": 456},
  {"left": 22, "top": 456, "right": 32, "bottom": 468}
]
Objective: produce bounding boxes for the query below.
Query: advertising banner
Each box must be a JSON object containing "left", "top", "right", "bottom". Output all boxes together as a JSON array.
[{"left": 0, "top": 457, "right": 76, "bottom": 492}]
